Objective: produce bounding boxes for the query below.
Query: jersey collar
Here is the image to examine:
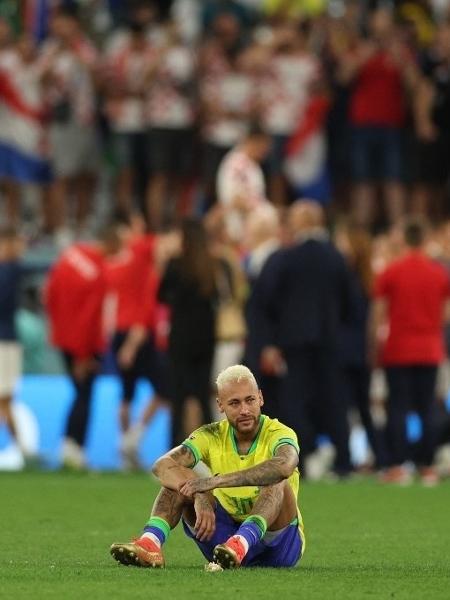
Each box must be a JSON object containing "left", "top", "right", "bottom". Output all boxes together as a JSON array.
[{"left": 230, "top": 415, "right": 265, "bottom": 456}]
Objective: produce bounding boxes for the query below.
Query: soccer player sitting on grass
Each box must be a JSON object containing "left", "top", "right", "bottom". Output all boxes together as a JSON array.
[{"left": 110, "top": 364, "right": 305, "bottom": 569}]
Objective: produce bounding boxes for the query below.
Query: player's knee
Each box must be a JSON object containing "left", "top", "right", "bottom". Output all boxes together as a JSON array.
[{"left": 160, "top": 486, "right": 193, "bottom": 506}]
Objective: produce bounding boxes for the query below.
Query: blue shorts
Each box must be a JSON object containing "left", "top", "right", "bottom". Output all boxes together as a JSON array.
[
  {"left": 350, "top": 126, "right": 404, "bottom": 182},
  {"left": 182, "top": 502, "right": 303, "bottom": 568}
]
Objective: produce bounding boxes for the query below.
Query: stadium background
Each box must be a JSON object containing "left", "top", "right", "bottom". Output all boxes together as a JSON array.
[{"left": 0, "top": 1, "right": 450, "bottom": 596}]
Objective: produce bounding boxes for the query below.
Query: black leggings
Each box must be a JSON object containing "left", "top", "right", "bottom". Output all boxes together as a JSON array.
[
  {"left": 63, "top": 353, "right": 96, "bottom": 447},
  {"left": 385, "top": 365, "right": 438, "bottom": 467}
]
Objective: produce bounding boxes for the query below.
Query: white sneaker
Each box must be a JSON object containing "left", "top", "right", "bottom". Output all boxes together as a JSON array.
[
  {"left": 120, "top": 425, "right": 144, "bottom": 470},
  {"left": 61, "top": 438, "right": 85, "bottom": 470}
]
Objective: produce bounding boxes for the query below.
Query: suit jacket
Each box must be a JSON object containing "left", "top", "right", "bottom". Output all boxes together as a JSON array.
[{"left": 254, "top": 237, "right": 352, "bottom": 352}]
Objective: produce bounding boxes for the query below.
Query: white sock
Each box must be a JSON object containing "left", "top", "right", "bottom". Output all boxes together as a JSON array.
[
  {"left": 140, "top": 532, "right": 161, "bottom": 548},
  {"left": 230, "top": 535, "right": 249, "bottom": 554}
]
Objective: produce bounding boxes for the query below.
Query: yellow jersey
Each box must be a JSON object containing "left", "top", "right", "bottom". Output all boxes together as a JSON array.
[{"left": 182, "top": 414, "right": 303, "bottom": 527}]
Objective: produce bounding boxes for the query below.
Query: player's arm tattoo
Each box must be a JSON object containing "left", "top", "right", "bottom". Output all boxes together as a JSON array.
[
  {"left": 152, "top": 444, "right": 195, "bottom": 480},
  {"left": 167, "top": 445, "right": 196, "bottom": 468},
  {"left": 194, "top": 444, "right": 298, "bottom": 491}
]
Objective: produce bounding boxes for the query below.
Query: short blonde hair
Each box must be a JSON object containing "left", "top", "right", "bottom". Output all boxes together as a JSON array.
[{"left": 216, "top": 364, "right": 257, "bottom": 393}]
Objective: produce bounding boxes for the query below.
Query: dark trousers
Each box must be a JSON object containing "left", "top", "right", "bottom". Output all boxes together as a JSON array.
[
  {"left": 63, "top": 353, "right": 96, "bottom": 447},
  {"left": 169, "top": 353, "right": 213, "bottom": 448},
  {"left": 340, "top": 365, "right": 388, "bottom": 468},
  {"left": 281, "top": 346, "right": 351, "bottom": 474},
  {"left": 385, "top": 365, "right": 438, "bottom": 467}
]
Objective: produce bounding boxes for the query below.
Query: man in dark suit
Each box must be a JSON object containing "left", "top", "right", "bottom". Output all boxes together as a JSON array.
[{"left": 255, "top": 201, "right": 352, "bottom": 476}]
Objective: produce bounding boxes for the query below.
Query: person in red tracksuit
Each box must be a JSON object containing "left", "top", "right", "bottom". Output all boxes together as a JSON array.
[
  {"left": 105, "top": 224, "right": 170, "bottom": 469},
  {"left": 370, "top": 219, "right": 450, "bottom": 485},
  {"left": 45, "top": 231, "right": 117, "bottom": 468}
]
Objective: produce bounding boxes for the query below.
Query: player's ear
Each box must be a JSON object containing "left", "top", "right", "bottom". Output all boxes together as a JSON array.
[
  {"left": 216, "top": 396, "right": 225, "bottom": 414},
  {"left": 259, "top": 389, "right": 264, "bottom": 406}
]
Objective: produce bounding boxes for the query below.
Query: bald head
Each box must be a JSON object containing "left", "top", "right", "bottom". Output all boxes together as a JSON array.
[
  {"left": 288, "top": 200, "right": 324, "bottom": 236},
  {"left": 245, "top": 203, "right": 280, "bottom": 250}
]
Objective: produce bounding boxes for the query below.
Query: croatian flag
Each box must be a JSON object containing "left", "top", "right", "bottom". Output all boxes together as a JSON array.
[
  {"left": 23, "top": 0, "right": 51, "bottom": 42},
  {"left": 284, "top": 94, "right": 331, "bottom": 204},
  {"left": 0, "top": 52, "right": 52, "bottom": 183}
]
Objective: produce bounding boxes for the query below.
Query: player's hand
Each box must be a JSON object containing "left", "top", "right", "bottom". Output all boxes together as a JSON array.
[
  {"left": 193, "top": 493, "right": 216, "bottom": 541},
  {"left": 179, "top": 477, "right": 213, "bottom": 498}
]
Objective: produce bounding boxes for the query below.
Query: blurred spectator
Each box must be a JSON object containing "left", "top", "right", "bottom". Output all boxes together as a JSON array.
[
  {"left": 198, "top": 13, "right": 253, "bottom": 207},
  {"left": 145, "top": 21, "right": 197, "bottom": 229},
  {"left": 256, "top": 201, "right": 352, "bottom": 476},
  {"left": 0, "top": 33, "right": 52, "bottom": 231},
  {"left": 335, "top": 222, "right": 388, "bottom": 469},
  {"left": 243, "top": 203, "right": 281, "bottom": 417},
  {"left": 158, "top": 218, "right": 217, "bottom": 446},
  {"left": 257, "top": 20, "right": 323, "bottom": 206},
  {"left": 370, "top": 218, "right": 450, "bottom": 485},
  {"left": 337, "top": 7, "right": 418, "bottom": 228},
  {"left": 322, "top": 3, "right": 361, "bottom": 210},
  {"left": 106, "top": 0, "right": 165, "bottom": 51},
  {"left": 41, "top": 6, "right": 99, "bottom": 244},
  {"left": 104, "top": 218, "right": 170, "bottom": 469},
  {"left": 412, "top": 21, "right": 450, "bottom": 221},
  {"left": 206, "top": 208, "right": 247, "bottom": 401},
  {"left": 216, "top": 122, "right": 271, "bottom": 244},
  {"left": 102, "top": 19, "right": 155, "bottom": 217},
  {"left": 0, "top": 227, "right": 25, "bottom": 459},
  {"left": 44, "top": 228, "right": 111, "bottom": 469}
]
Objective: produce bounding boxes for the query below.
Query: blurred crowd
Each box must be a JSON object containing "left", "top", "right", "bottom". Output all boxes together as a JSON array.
[
  {"left": 0, "top": 0, "right": 449, "bottom": 237},
  {"left": 1, "top": 0, "right": 450, "bottom": 483}
]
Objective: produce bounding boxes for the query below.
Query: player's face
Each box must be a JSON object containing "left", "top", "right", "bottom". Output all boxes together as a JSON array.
[{"left": 217, "top": 379, "right": 264, "bottom": 435}]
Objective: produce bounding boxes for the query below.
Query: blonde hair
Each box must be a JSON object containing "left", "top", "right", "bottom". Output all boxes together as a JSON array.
[{"left": 216, "top": 364, "right": 257, "bottom": 393}]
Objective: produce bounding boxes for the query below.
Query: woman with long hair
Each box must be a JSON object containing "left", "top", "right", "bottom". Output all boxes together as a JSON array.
[{"left": 158, "top": 218, "right": 217, "bottom": 446}]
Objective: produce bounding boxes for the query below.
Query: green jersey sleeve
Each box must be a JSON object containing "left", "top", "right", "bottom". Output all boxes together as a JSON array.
[
  {"left": 268, "top": 423, "right": 300, "bottom": 457},
  {"left": 181, "top": 426, "right": 212, "bottom": 467}
]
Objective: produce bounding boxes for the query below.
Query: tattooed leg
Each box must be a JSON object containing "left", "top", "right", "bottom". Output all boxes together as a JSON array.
[
  {"left": 251, "top": 480, "right": 297, "bottom": 530},
  {"left": 151, "top": 488, "right": 188, "bottom": 529}
]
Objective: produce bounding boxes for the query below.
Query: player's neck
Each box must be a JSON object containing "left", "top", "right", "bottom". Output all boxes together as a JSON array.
[{"left": 233, "top": 415, "right": 263, "bottom": 444}]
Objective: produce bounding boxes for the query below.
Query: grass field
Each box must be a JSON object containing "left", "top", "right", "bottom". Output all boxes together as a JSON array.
[{"left": 1, "top": 472, "right": 449, "bottom": 599}]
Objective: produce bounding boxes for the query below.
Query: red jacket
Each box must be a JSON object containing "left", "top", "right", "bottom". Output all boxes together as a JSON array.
[
  {"left": 104, "top": 235, "right": 157, "bottom": 332},
  {"left": 45, "top": 243, "right": 106, "bottom": 359},
  {"left": 374, "top": 251, "right": 450, "bottom": 365}
]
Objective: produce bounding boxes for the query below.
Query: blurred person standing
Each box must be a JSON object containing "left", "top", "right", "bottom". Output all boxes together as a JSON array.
[
  {"left": 216, "top": 122, "right": 271, "bottom": 246},
  {"left": 370, "top": 219, "right": 450, "bottom": 485},
  {"left": 145, "top": 21, "right": 197, "bottom": 229},
  {"left": 243, "top": 203, "right": 281, "bottom": 417},
  {"left": 257, "top": 20, "right": 322, "bottom": 207},
  {"left": 0, "top": 33, "right": 52, "bottom": 231},
  {"left": 337, "top": 7, "right": 418, "bottom": 228},
  {"left": 158, "top": 218, "right": 218, "bottom": 446},
  {"left": 204, "top": 207, "right": 247, "bottom": 393},
  {"left": 44, "top": 229, "right": 113, "bottom": 469},
  {"left": 198, "top": 13, "right": 256, "bottom": 208},
  {"left": 256, "top": 201, "right": 353, "bottom": 477},
  {"left": 0, "top": 227, "right": 25, "bottom": 459},
  {"left": 102, "top": 19, "right": 156, "bottom": 218},
  {"left": 104, "top": 218, "right": 171, "bottom": 469},
  {"left": 413, "top": 21, "right": 450, "bottom": 220},
  {"left": 40, "top": 5, "right": 99, "bottom": 244},
  {"left": 335, "top": 223, "right": 388, "bottom": 469}
]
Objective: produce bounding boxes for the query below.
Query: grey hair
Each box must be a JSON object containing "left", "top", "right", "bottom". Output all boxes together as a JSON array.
[{"left": 216, "top": 364, "right": 257, "bottom": 393}]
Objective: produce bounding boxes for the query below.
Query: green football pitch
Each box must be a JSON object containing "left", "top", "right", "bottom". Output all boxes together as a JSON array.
[{"left": 1, "top": 472, "right": 449, "bottom": 600}]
